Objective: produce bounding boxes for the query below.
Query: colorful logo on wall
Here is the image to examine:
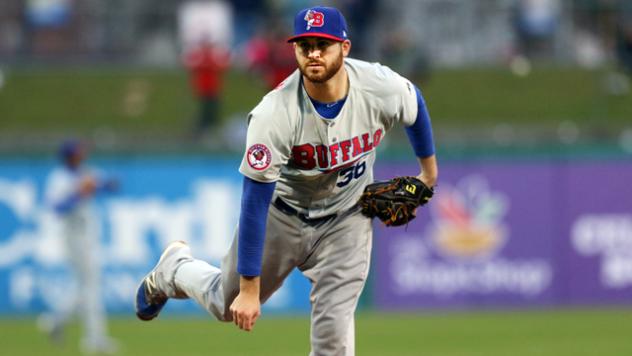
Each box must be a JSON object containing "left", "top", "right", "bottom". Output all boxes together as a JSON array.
[
  {"left": 430, "top": 175, "right": 508, "bottom": 261},
  {"left": 389, "top": 174, "right": 552, "bottom": 298}
]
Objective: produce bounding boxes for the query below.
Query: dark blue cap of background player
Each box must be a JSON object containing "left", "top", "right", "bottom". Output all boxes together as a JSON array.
[
  {"left": 58, "top": 139, "right": 82, "bottom": 160},
  {"left": 287, "top": 6, "right": 348, "bottom": 43}
]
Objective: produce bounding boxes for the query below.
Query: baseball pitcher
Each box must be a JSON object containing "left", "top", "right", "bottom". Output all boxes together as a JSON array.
[{"left": 135, "top": 6, "right": 438, "bottom": 356}]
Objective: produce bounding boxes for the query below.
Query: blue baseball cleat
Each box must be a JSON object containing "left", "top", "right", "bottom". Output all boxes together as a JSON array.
[
  {"left": 135, "top": 241, "right": 191, "bottom": 321},
  {"left": 135, "top": 277, "right": 168, "bottom": 321}
]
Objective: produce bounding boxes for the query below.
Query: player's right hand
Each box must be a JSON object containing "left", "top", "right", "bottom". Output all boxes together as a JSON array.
[{"left": 229, "top": 276, "right": 261, "bottom": 332}]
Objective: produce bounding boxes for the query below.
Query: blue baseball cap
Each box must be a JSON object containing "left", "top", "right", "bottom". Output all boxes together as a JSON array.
[{"left": 287, "top": 6, "right": 348, "bottom": 43}]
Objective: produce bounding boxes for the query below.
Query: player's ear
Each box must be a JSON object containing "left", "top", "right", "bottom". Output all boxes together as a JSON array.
[
  {"left": 292, "top": 41, "right": 302, "bottom": 56},
  {"left": 341, "top": 40, "right": 351, "bottom": 57}
]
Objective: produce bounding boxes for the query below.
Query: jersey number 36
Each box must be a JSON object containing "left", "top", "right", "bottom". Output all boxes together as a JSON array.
[{"left": 337, "top": 161, "right": 366, "bottom": 188}]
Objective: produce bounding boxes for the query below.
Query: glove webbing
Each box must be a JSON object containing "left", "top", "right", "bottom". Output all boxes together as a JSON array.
[{"left": 364, "top": 182, "right": 416, "bottom": 226}]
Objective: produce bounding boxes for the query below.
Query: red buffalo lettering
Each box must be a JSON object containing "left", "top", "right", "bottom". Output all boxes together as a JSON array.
[
  {"left": 361, "top": 133, "right": 373, "bottom": 152},
  {"left": 315, "top": 145, "right": 329, "bottom": 169},
  {"left": 329, "top": 143, "right": 340, "bottom": 166},
  {"left": 373, "top": 129, "right": 383, "bottom": 148},
  {"left": 291, "top": 129, "right": 383, "bottom": 170},
  {"left": 292, "top": 143, "right": 316, "bottom": 169},
  {"left": 339, "top": 140, "right": 352, "bottom": 162},
  {"left": 351, "top": 137, "right": 363, "bottom": 157}
]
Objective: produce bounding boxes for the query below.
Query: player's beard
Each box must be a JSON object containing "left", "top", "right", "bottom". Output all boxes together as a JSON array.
[{"left": 299, "top": 48, "right": 344, "bottom": 84}]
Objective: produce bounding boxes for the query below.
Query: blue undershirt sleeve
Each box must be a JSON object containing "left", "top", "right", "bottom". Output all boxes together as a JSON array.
[
  {"left": 237, "top": 175, "right": 276, "bottom": 277},
  {"left": 404, "top": 85, "right": 435, "bottom": 158},
  {"left": 53, "top": 193, "right": 82, "bottom": 214}
]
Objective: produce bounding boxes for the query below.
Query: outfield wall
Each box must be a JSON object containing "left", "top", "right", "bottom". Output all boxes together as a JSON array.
[
  {"left": 0, "top": 157, "right": 630, "bottom": 315},
  {"left": 373, "top": 162, "right": 632, "bottom": 309}
]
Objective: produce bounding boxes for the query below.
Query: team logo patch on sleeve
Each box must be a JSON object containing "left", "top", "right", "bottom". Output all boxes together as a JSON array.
[{"left": 247, "top": 144, "right": 272, "bottom": 170}]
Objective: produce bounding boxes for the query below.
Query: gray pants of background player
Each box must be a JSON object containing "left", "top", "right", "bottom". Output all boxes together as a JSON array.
[
  {"left": 174, "top": 204, "right": 373, "bottom": 356},
  {"left": 46, "top": 223, "right": 110, "bottom": 349}
]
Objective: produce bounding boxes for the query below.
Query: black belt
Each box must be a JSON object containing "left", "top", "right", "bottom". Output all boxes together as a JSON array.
[{"left": 273, "top": 197, "right": 337, "bottom": 227}]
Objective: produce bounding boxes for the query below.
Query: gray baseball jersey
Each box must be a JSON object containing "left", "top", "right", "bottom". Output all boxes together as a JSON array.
[
  {"left": 153, "top": 58, "right": 422, "bottom": 356},
  {"left": 239, "top": 58, "right": 418, "bottom": 217}
]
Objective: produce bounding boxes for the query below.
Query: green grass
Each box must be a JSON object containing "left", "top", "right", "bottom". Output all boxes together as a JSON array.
[
  {"left": 423, "top": 68, "right": 632, "bottom": 125},
  {"left": 0, "top": 68, "right": 267, "bottom": 135},
  {"left": 1, "top": 67, "right": 630, "bottom": 135},
  {"left": 3, "top": 308, "right": 632, "bottom": 355}
]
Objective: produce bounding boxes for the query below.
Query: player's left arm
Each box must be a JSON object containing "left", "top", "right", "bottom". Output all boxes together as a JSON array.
[
  {"left": 232, "top": 98, "right": 293, "bottom": 331},
  {"left": 404, "top": 85, "right": 438, "bottom": 188},
  {"left": 230, "top": 176, "right": 275, "bottom": 332}
]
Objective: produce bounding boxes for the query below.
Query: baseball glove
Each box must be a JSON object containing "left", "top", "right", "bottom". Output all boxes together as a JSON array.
[{"left": 359, "top": 176, "right": 434, "bottom": 226}]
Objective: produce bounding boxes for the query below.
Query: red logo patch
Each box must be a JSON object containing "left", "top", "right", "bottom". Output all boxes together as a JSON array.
[
  {"left": 247, "top": 144, "right": 272, "bottom": 170},
  {"left": 304, "top": 10, "right": 324, "bottom": 30}
]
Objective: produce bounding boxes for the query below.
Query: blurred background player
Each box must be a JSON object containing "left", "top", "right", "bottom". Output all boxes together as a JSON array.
[
  {"left": 245, "top": 18, "right": 297, "bottom": 90},
  {"left": 183, "top": 38, "right": 231, "bottom": 137},
  {"left": 38, "top": 139, "right": 119, "bottom": 355},
  {"left": 511, "top": 0, "right": 561, "bottom": 61}
]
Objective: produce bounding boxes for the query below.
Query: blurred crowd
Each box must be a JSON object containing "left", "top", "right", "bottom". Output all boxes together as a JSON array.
[
  {"left": 511, "top": 0, "right": 632, "bottom": 63},
  {"left": 0, "top": 0, "right": 376, "bottom": 63},
  {"left": 0, "top": 0, "right": 630, "bottom": 137},
  {"left": 0, "top": 0, "right": 630, "bottom": 71}
]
